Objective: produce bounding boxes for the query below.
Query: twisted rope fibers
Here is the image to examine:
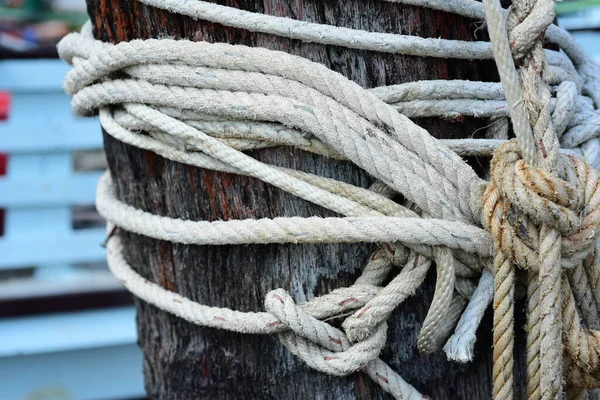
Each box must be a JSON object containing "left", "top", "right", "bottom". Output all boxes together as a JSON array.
[{"left": 58, "top": 0, "right": 600, "bottom": 398}]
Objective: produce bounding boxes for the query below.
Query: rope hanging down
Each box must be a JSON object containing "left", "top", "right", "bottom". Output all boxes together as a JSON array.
[{"left": 58, "top": 0, "right": 600, "bottom": 398}]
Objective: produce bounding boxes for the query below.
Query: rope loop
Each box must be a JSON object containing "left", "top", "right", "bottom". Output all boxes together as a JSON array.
[{"left": 265, "top": 288, "right": 387, "bottom": 376}]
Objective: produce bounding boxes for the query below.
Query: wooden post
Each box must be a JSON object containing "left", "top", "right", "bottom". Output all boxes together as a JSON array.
[{"left": 87, "top": 0, "right": 525, "bottom": 398}]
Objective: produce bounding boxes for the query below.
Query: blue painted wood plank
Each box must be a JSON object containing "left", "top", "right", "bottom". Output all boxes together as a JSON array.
[
  {"left": 4, "top": 207, "right": 73, "bottom": 238},
  {"left": 0, "top": 268, "right": 121, "bottom": 300},
  {"left": 558, "top": 6, "right": 600, "bottom": 29},
  {"left": 8, "top": 153, "right": 72, "bottom": 177},
  {"left": 0, "top": 171, "right": 101, "bottom": 207},
  {"left": 0, "top": 306, "right": 136, "bottom": 356},
  {"left": 0, "top": 59, "right": 70, "bottom": 92},
  {"left": 0, "top": 92, "right": 101, "bottom": 153},
  {"left": 569, "top": 31, "right": 600, "bottom": 63},
  {"left": 1, "top": 153, "right": 99, "bottom": 206},
  {"left": 0, "top": 60, "right": 144, "bottom": 400},
  {"left": 0, "top": 344, "right": 145, "bottom": 400},
  {"left": 0, "top": 228, "right": 107, "bottom": 269}
]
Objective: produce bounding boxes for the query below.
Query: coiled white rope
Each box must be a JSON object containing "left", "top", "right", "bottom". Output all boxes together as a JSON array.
[{"left": 58, "top": 0, "right": 600, "bottom": 398}]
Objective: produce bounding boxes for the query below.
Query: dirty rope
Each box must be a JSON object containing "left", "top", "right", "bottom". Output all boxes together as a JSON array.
[{"left": 58, "top": 0, "right": 600, "bottom": 398}]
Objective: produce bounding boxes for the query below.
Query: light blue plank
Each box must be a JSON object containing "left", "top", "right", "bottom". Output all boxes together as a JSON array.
[
  {"left": 0, "top": 172, "right": 101, "bottom": 207},
  {"left": 0, "top": 344, "right": 145, "bottom": 400},
  {"left": 0, "top": 152, "right": 100, "bottom": 206},
  {"left": 4, "top": 207, "right": 72, "bottom": 238},
  {"left": 0, "top": 268, "right": 120, "bottom": 300},
  {"left": 1, "top": 153, "right": 100, "bottom": 206},
  {"left": 8, "top": 153, "right": 73, "bottom": 177},
  {"left": 0, "top": 92, "right": 101, "bottom": 153},
  {"left": 0, "top": 228, "right": 107, "bottom": 269},
  {"left": 558, "top": 7, "right": 600, "bottom": 31},
  {"left": 0, "top": 306, "right": 136, "bottom": 356},
  {"left": 0, "top": 59, "right": 70, "bottom": 92},
  {"left": 569, "top": 31, "right": 600, "bottom": 63},
  {"left": 0, "top": 61, "right": 143, "bottom": 400}
]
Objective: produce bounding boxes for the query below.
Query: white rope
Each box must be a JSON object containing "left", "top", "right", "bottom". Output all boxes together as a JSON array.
[
  {"left": 443, "top": 268, "right": 494, "bottom": 362},
  {"left": 58, "top": 0, "right": 600, "bottom": 397},
  {"left": 97, "top": 173, "right": 492, "bottom": 254}
]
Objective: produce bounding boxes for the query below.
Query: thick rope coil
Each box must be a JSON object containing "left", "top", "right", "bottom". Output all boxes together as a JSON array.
[{"left": 58, "top": 0, "right": 600, "bottom": 397}]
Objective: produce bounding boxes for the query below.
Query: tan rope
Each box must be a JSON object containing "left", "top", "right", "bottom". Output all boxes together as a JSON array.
[{"left": 484, "top": 140, "right": 600, "bottom": 398}]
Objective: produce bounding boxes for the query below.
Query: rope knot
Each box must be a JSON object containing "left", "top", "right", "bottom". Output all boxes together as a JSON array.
[
  {"left": 483, "top": 140, "right": 600, "bottom": 272},
  {"left": 264, "top": 289, "right": 386, "bottom": 376}
]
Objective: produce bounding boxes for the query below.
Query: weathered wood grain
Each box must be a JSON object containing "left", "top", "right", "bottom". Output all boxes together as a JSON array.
[{"left": 87, "top": 0, "right": 526, "bottom": 398}]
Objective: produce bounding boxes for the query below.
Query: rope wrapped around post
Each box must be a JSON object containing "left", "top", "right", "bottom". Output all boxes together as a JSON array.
[{"left": 58, "top": 0, "right": 600, "bottom": 397}]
